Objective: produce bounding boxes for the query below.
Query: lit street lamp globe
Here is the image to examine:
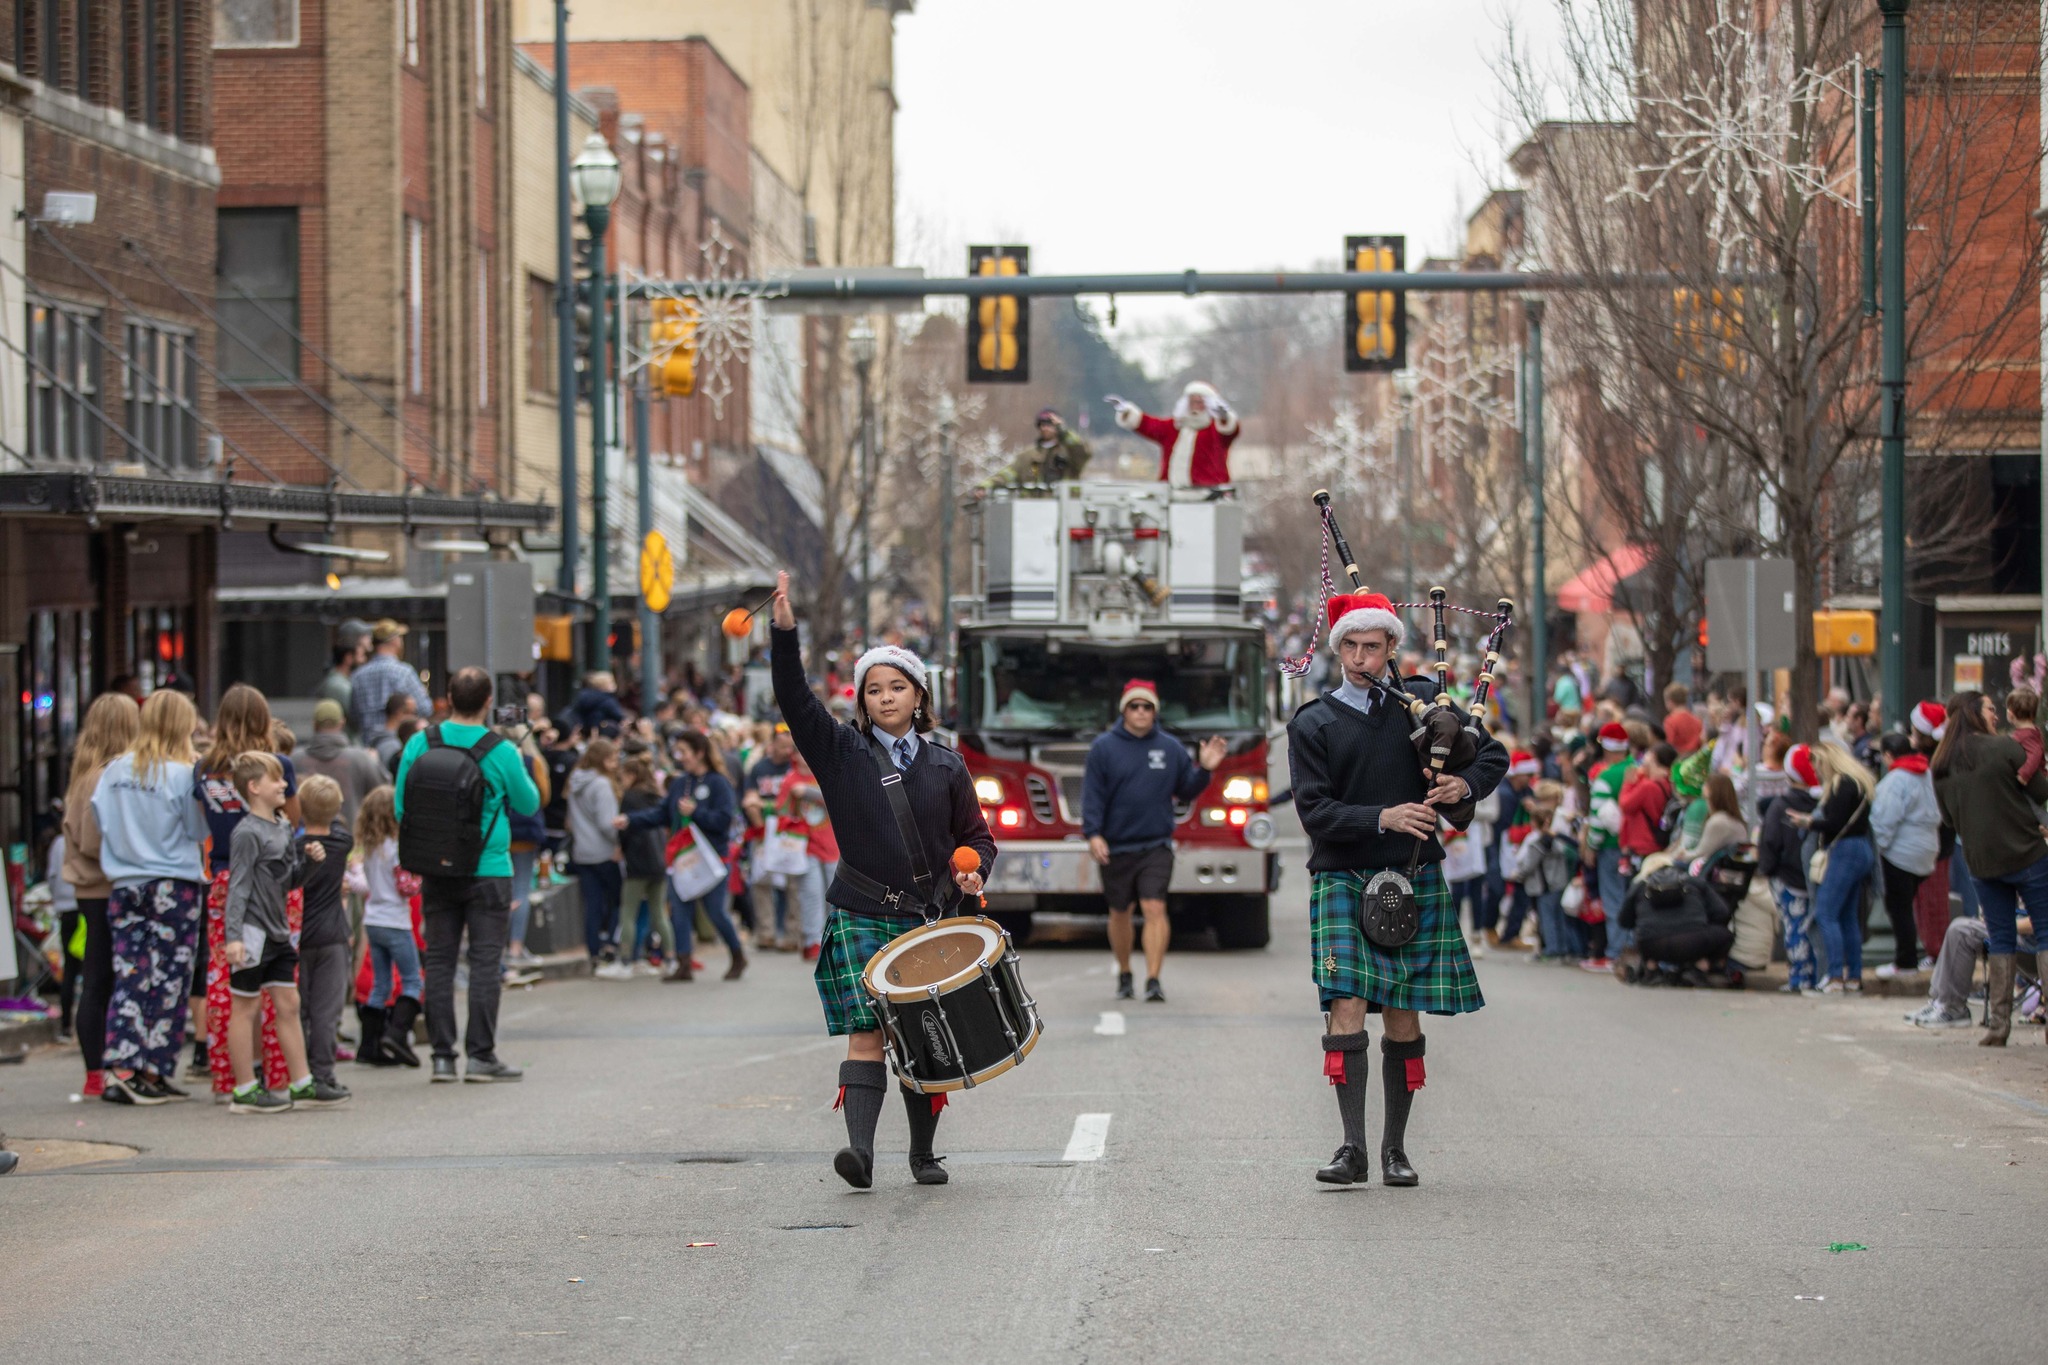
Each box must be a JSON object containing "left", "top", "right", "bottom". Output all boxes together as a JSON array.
[{"left": 570, "top": 132, "right": 623, "bottom": 217}]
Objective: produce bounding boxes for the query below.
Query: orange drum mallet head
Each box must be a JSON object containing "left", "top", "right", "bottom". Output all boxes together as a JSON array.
[
  {"left": 721, "top": 608, "right": 752, "bottom": 638},
  {"left": 951, "top": 847, "right": 981, "bottom": 874}
]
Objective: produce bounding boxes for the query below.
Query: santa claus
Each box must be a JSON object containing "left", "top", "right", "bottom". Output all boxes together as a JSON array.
[{"left": 1108, "top": 381, "right": 1240, "bottom": 486}]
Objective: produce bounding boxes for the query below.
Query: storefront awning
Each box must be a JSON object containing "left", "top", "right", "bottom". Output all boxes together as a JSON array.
[
  {"left": 0, "top": 471, "right": 553, "bottom": 533},
  {"left": 1556, "top": 544, "right": 1651, "bottom": 614}
]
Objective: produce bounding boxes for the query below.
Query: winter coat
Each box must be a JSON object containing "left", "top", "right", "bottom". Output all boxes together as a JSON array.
[
  {"left": 620, "top": 787, "right": 670, "bottom": 879},
  {"left": 1118, "top": 406, "right": 1240, "bottom": 486},
  {"left": 566, "top": 768, "right": 621, "bottom": 865},
  {"left": 293, "top": 730, "right": 390, "bottom": 828},
  {"left": 1756, "top": 788, "right": 1818, "bottom": 891},
  {"left": 1870, "top": 761, "right": 1940, "bottom": 877}
]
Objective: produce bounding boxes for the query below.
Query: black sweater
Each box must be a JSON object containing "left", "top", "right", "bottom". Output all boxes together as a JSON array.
[
  {"left": 1286, "top": 683, "right": 1508, "bottom": 873},
  {"left": 1805, "top": 775, "right": 1871, "bottom": 844},
  {"left": 771, "top": 626, "right": 996, "bottom": 920}
]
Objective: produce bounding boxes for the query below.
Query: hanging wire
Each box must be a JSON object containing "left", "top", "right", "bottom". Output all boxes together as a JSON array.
[
  {"left": 0, "top": 252, "right": 290, "bottom": 484},
  {"left": 29, "top": 224, "right": 363, "bottom": 489}
]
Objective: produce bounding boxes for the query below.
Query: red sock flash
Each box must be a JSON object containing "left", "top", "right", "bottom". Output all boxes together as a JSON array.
[
  {"left": 1323, "top": 1051, "right": 1346, "bottom": 1086},
  {"left": 1405, "top": 1058, "right": 1426, "bottom": 1092}
]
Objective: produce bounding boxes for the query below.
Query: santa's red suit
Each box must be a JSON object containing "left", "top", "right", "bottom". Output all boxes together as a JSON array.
[{"left": 1114, "top": 381, "right": 1239, "bottom": 486}]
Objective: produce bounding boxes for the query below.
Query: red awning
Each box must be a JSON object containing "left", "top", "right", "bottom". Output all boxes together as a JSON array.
[{"left": 1556, "top": 545, "right": 1651, "bottom": 614}]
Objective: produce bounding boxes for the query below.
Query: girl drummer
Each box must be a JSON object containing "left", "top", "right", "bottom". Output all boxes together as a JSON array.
[{"left": 769, "top": 571, "right": 996, "bottom": 1188}]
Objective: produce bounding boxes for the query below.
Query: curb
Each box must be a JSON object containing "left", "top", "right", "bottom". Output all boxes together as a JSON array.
[{"left": 0, "top": 1013, "right": 57, "bottom": 1061}]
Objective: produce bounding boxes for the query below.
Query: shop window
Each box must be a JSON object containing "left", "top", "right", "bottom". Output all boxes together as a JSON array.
[
  {"left": 214, "top": 0, "right": 298, "bottom": 47},
  {"left": 124, "top": 320, "right": 201, "bottom": 470},
  {"left": 526, "top": 275, "right": 556, "bottom": 397},
  {"left": 217, "top": 208, "right": 300, "bottom": 385},
  {"left": 27, "top": 300, "right": 105, "bottom": 464}
]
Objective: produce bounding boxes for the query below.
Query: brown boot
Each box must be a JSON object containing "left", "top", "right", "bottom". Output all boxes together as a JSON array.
[
  {"left": 724, "top": 944, "right": 748, "bottom": 981},
  {"left": 1979, "top": 954, "right": 2016, "bottom": 1046}
]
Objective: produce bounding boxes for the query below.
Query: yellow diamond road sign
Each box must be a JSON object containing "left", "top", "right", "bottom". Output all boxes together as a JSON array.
[{"left": 639, "top": 531, "right": 673, "bottom": 613}]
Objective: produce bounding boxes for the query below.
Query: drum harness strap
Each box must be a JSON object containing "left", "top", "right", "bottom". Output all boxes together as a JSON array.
[{"left": 828, "top": 734, "right": 946, "bottom": 925}]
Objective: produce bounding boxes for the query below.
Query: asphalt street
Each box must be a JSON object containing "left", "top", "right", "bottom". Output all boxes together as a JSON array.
[{"left": 5, "top": 857, "right": 2046, "bottom": 1365}]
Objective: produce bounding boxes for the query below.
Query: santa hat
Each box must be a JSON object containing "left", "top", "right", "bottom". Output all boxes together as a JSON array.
[
  {"left": 1120, "top": 678, "right": 1161, "bottom": 711},
  {"left": 852, "top": 645, "right": 930, "bottom": 699},
  {"left": 1910, "top": 700, "right": 1947, "bottom": 741},
  {"left": 1326, "top": 592, "right": 1405, "bottom": 649},
  {"left": 1507, "top": 750, "right": 1540, "bottom": 778},
  {"left": 1786, "top": 742, "right": 1820, "bottom": 792},
  {"left": 1598, "top": 722, "right": 1630, "bottom": 752}
]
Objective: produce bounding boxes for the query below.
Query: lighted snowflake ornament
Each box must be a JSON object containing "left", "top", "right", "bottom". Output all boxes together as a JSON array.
[
  {"left": 633, "top": 221, "right": 787, "bottom": 420},
  {"left": 1612, "top": 1, "right": 1856, "bottom": 258}
]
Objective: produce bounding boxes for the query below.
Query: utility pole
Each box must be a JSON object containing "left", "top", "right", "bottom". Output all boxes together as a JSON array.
[
  {"left": 1394, "top": 369, "right": 1418, "bottom": 622},
  {"left": 552, "top": 1, "right": 577, "bottom": 667},
  {"left": 1525, "top": 298, "right": 1548, "bottom": 735},
  {"left": 1878, "top": 0, "right": 1909, "bottom": 727},
  {"left": 589, "top": 231, "right": 612, "bottom": 668},
  {"left": 850, "top": 322, "right": 877, "bottom": 645},
  {"left": 634, "top": 354, "right": 660, "bottom": 712},
  {"left": 937, "top": 394, "right": 958, "bottom": 668}
]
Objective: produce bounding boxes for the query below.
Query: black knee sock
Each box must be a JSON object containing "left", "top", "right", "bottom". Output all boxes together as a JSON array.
[
  {"left": 1381, "top": 1035, "right": 1426, "bottom": 1152},
  {"left": 901, "top": 1085, "right": 946, "bottom": 1156},
  {"left": 837, "top": 1061, "right": 888, "bottom": 1157},
  {"left": 1322, "top": 1031, "right": 1373, "bottom": 1149}
]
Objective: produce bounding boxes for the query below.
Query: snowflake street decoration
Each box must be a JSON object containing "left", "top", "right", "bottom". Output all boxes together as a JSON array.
[
  {"left": 1306, "top": 399, "right": 1400, "bottom": 517},
  {"left": 1611, "top": 0, "right": 1857, "bottom": 258},
  {"left": 633, "top": 221, "right": 787, "bottom": 420},
  {"left": 1412, "top": 305, "right": 1519, "bottom": 463}
]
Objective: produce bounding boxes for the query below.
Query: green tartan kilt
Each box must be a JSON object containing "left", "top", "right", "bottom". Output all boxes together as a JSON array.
[
  {"left": 814, "top": 908, "right": 919, "bottom": 1036},
  {"left": 1309, "top": 863, "right": 1485, "bottom": 1016}
]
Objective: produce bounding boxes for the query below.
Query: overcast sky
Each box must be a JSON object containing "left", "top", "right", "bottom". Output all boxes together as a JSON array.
[{"left": 894, "top": 0, "right": 1560, "bottom": 369}]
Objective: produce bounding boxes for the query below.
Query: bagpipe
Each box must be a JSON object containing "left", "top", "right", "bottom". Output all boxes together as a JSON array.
[{"left": 1282, "top": 490, "right": 1515, "bottom": 947}]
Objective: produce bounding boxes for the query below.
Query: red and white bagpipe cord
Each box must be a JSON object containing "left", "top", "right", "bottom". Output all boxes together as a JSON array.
[{"left": 1278, "top": 503, "right": 1341, "bottom": 679}]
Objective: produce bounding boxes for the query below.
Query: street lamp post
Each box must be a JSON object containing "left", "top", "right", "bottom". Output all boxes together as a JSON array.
[
  {"left": 1393, "top": 368, "right": 1419, "bottom": 629},
  {"left": 553, "top": 2, "right": 578, "bottom": 668},
  {"left": 936, "top": 392, "right": 959, "bottom": 669},
  {"left": 1877, "top": 0, "right": 1909, "bottom": 727},
  {"left": 633, "top": 347, "right": 660, "bottom": 713},
  {"left": 1523, "top": 298, "right": 1548, "bottom": 736},
  {"left": 571, "top": 133, "right": 622, "bottom": 671},
  {"left": 849, "top": 321, "right": 877, "bottom": 645}
]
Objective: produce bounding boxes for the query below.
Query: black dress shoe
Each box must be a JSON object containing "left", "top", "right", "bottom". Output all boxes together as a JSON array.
[
  {"left": 1381, "top": 1145, "right": 1419, "bottom": 1187},
  {"left": 430, "top": 1057, "right": 459, "bottom": 1083},
  {"left": 909, "top": 1153, "right": 949, "bottom": 1185},
  {"left": 833, "top": 1146, "right": 874, "bottom": 1189},
  {"left": 1316, "top": 1143, "right": 1371, "bottom": 1185}
]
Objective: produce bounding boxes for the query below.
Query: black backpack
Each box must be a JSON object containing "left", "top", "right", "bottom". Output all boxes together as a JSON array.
[{"left": 399, "top": 725, "right": 506, "bottom": 877}]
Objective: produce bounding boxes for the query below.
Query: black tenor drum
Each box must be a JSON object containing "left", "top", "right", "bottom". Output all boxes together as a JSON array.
[{"left": 861, "top": 916, "right": 1044, "bottom": 1094}]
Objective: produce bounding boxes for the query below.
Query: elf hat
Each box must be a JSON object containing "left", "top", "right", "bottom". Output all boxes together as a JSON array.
[
  {"left": 1120, "top": 678, "right": 1161, "bottom": 711},
  {"left": 1325, "top": 591, "right": 1405, "bottom": 649},
  {"left": 1911, "top": 700, "right": 1947, "bottom": 741},
  {"left": 852, "top": 645, "right": 929, "bottom": 699},
  {"left": 1507, "top": 750, "right": 1540, "bottom": 777},
  {"left": 1787, "top": 742, "right": 1820, "bottom": 791},
  {"left": 1598, "top": 722, "right": 1630, "bottom": 752}
]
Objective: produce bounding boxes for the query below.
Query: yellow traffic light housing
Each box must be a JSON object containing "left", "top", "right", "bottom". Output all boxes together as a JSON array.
[
  {"left": 650, "top": 297, "right": 698, "bottom": 398},
  {"left": 966, "top": 245, "right": 1029, "bottom": 383},
  {"left": 1344, "top": 234, "right": 1406, "bottom": 372}
]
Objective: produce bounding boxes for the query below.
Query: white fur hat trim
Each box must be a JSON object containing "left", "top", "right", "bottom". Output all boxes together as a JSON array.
[{"left": 853, "top": 645, "right": 929, "bottom": 697}]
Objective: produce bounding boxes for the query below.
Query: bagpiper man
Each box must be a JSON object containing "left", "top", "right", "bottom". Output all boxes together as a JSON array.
[
  {"left": 767, "top": 573, "right": 997, "bottom": 1189},
  {"left": 1287, "top": 590, "right": 1507, "bottom": 1187}
]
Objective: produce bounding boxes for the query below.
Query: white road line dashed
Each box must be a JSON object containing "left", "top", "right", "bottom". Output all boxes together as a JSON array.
[
  {"left": 1063, "top": 1112, "right": 1113, "bottom": 1162},
  {"left": 1093, "top": 1011, "right": 1126, "bottom": 1036}
]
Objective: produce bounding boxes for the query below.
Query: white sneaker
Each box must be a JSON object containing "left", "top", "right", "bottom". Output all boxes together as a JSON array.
[
  {"left": 1918, "top": 956, "right": 1936, "bottom": 972},
  {"left": 1874, "top": 964, "right": 1901, "bottom": 980},
  {"left": 631, "top": 961, "right": 662, "bottom": 977},
  {"left": 1917, "top": 1003, "right": 1976, "bottom": 1029},
  {"left": 594, "top": 961, "right": 634, "bottom": 981}
]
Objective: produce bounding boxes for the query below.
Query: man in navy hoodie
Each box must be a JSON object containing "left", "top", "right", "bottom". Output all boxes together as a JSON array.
[{"left": 1083, "top": 679, "right": 1227, "bottom": 1002}]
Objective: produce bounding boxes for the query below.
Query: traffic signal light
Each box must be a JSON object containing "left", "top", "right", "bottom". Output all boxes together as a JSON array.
[
  {"left": 650, "top": 297, "right": 698, "bottom": 398},
  {"left": 966, "top": 245, "right": 1029, "bottom": 383},
  {"left": 572, "top": 236, "right": 597, "bottom": 401},
  {"left": 1672, "top": 287, "right": 1746, "bottom": 381},
  {"left": 1344, "top": 234, "right": 1406, "bottom": 372}
]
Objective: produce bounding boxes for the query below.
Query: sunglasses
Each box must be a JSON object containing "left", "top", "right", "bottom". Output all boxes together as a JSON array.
[{"left": 1125, "top": 701, "right": 1156, "bottom": 712}]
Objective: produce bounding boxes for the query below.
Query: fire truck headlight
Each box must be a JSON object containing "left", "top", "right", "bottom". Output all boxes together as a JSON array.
[
  {"left": 997, "top": 807, "right": 1023, "bottom": 829},
  {"left": 1221, "top": 777, "right": 1254, "bottom": 803},
  {"left": 1200, "top": 806, "right": 1227, "bottom": 826},
  {"left": 1244, "top": 813, "right": 1277, "bottom": 849},
  {"left": 974, "top": 777, "right": 1005, "bottom": 805}
]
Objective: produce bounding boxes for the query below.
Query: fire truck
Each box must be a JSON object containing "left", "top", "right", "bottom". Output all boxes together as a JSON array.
[{"left": 944, "top": 481, "right": 1278, "bottom": 948}]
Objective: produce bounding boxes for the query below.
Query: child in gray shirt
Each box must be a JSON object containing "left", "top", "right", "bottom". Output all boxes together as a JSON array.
[{"left": 220, "top": 752, "right": 326, "bottom": 1113}]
